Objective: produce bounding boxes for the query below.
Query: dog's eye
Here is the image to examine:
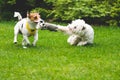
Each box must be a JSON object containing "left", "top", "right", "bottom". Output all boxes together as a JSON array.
[
  {"left": 74, "top": 26, "right": 76, "bottom": 29},
  {"left": 34, "top": 16, "right": 37, "bottom": 19}
]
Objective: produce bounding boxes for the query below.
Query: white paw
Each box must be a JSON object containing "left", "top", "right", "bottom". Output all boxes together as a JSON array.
[
  {"left": 23, "top": 46, "right": 27, "bottom": 49},
  {"left": 77, "top": 42, "right": 87, "bottom": 46}
]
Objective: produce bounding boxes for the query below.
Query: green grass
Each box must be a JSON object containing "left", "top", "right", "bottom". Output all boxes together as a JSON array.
[{"left": 0, "top": 21, "right": 120, "bottom": 80}]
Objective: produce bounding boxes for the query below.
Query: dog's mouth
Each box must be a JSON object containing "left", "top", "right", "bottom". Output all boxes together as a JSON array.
[
  {"left": 34, "top": 19, "right": 41, "bottom": 23},
  {"left": 34, "top": 20, "right": 41, "bottom": 24},
  {"left": 34, "top": 22, "right": 38, "bottom": 24}
]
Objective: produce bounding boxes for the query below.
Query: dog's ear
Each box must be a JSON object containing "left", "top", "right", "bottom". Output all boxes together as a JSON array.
[
  {"left": 37, "top": 12, "right": 41, "bottom": 18},
  {"left": 82, "top": 26, "right": 85, "bottom": 30},
  {"left": 27, "top": 11, "right": 30, "bottom": 17}
]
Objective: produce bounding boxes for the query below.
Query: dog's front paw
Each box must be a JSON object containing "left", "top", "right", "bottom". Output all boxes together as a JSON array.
[
  {"left": 14, "top": 42, "right": 17, "bottom": 44},
  {"left": 77, "top": 41, "right": 87, "bottom": 46},
  {"left": 23, "top": 46, "right": 27, "bottom": 49},
  {"left": 32, "top": 43, "right": 36, "bottom": 46},
  {"left": 26, "top": 43, "right": 30, "bottom": 46}
]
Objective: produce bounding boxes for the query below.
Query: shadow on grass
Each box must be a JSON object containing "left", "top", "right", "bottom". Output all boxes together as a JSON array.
[{"left": 13, "top": 43, "right": 52, "bottom": 50}]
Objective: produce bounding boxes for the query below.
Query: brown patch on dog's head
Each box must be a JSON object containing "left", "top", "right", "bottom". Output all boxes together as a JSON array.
[{"left": 27, "top": 12, "right": 41, "bottom": 23}]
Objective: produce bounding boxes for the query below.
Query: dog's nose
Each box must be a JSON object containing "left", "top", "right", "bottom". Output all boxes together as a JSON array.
[{"left": 40, "top": 21, "right": 43, "bottom": 23}]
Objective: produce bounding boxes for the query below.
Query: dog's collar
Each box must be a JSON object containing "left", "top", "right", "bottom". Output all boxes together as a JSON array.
[{"left": 26, "top": 22, "right": 37, "bottom": 35}]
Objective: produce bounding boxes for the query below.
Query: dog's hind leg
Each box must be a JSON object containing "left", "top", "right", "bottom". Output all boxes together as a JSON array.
[{"left": 13, "top": 28, "right": 19, "bottom": 44}]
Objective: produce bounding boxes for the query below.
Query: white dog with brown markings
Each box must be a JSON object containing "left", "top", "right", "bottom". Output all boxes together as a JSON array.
[
  {"left": 13, "top": 12, "right": 45, "bottom": 48},
  {"left": 57, "top": 19, "right": 94, "bottom": 46}
]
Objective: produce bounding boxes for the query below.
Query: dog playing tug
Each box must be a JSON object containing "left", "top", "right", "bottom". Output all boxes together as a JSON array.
[
  {"left": 13, "top": 12, "right": 45, "bottom": 48},
  {"left": 42, "top": 19, "right": 94, "bottom": 46},
  {"left": 57, "top": 19, "right": 94, "bottom": 46}
]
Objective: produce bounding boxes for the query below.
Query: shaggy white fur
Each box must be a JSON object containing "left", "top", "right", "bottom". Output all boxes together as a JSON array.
[{"left": 57, "top": 19, "right": 94, "bottom": 46}]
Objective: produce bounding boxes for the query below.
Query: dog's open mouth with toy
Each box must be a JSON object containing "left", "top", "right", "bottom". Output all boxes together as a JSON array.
[{"left": 13, "top": 12, "right": 45, "bottom": 48}]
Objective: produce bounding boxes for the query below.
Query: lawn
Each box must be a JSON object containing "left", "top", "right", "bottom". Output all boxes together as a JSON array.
[{"left": 0, "top": 21, "right": 120, "bottom": 80}]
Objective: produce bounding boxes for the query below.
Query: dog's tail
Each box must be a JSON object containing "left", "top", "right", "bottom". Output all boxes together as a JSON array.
[{"left": 14, "top": 12, "right": 22, "bottom": 21}]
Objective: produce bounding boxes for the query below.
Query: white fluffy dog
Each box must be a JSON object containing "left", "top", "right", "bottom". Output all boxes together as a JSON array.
[
  {"left": 14, "top": 12, "right": 45, "bottom": 48},
  {"left": 57, "top": 19, "right": 94, "bottom": 46}
]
